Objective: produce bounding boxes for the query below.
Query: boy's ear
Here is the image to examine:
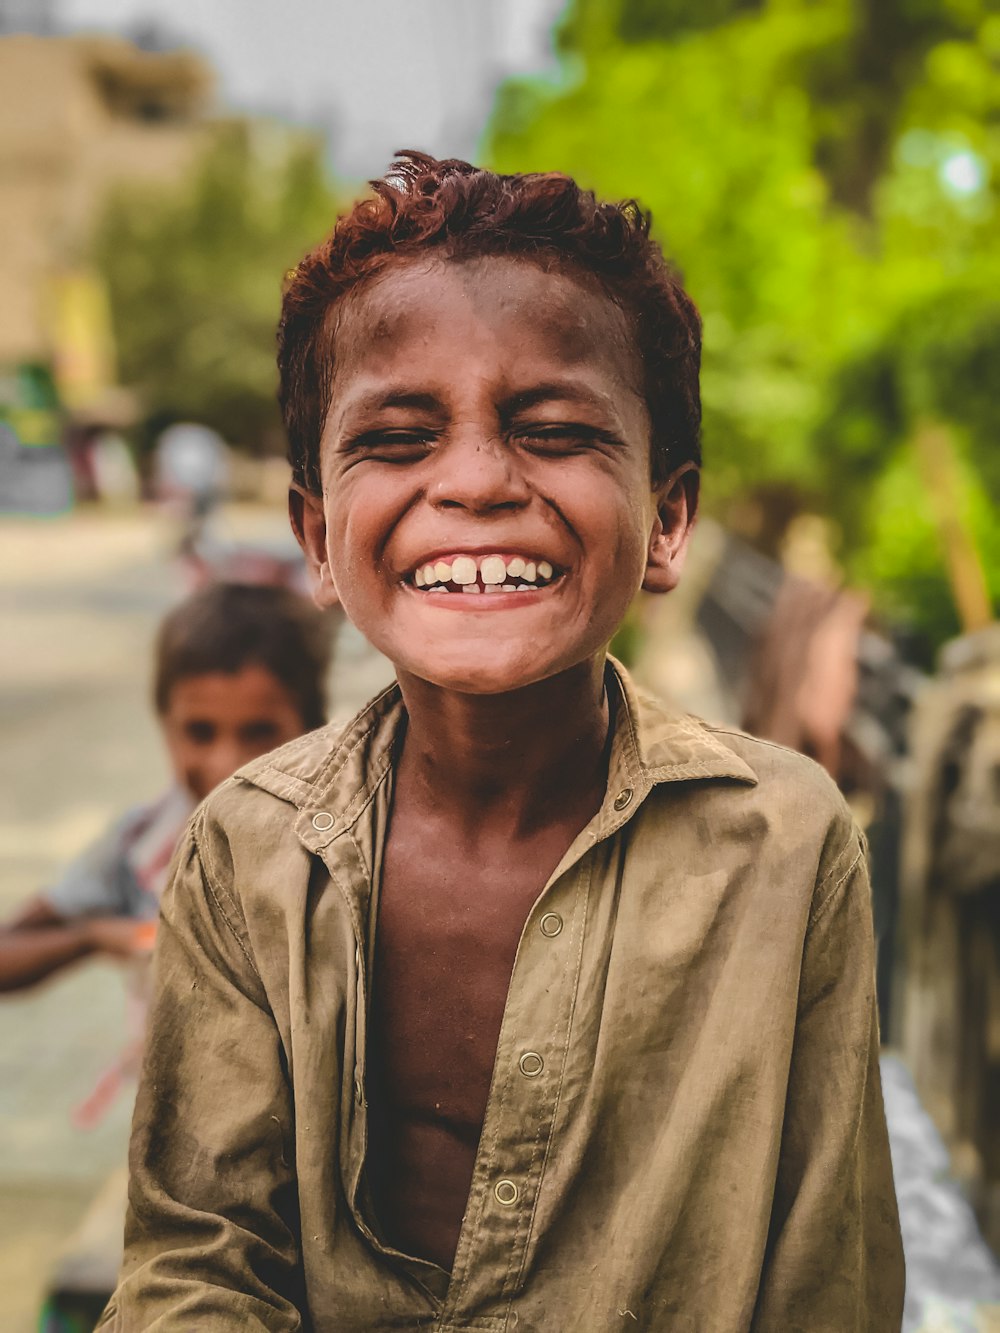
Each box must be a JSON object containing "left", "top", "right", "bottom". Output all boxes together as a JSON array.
[
  {"left": 641, "top": 463, "right": 700, "bottom": 595},
  {"left": 288, "top": 485, "right": 340, "bottom": 609}
]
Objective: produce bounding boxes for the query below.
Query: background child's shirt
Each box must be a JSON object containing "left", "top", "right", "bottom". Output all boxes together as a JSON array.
[
  {"left": 42, "top": 786, "right": 193, "bottom": 1127},
  {"left": 44, "top": 787, "right": 193, "bottom": 923}
]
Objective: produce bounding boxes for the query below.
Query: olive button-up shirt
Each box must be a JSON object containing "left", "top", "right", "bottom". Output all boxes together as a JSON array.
[{"left": 100, "top": 661, "right": 904, "bottom": 1331}]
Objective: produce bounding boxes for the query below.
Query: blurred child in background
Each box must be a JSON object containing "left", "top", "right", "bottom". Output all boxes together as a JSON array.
[
  {"left": 0, "top": 580, "right": 332, "bottom": 1332},
  {"left": 0, "top": 581, "right": 331, "bottom": 995}
]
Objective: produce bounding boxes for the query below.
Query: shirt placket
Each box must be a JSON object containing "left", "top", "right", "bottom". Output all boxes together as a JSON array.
[
  {"left": 438, "top": 694, "right": 650, "bottom": 1325},
  {"left": 441, "top": 853, "right": 596, "bottom": 1322}
]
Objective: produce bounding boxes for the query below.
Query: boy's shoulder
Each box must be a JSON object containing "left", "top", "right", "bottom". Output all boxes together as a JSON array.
[
  {"left": 621, "top": 697, "right": 864, "bottom": 938},
  {"left": 627, "top": 674, "right": 848, "bottom": 812},
  {"left": 627, "top": 675, "right": 861, "bottom": 878},
  {"left": 698, "top": 718, "right": 845, "bottom": 804}
]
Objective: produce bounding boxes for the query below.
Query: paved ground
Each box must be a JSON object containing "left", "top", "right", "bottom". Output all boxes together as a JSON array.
[
  {"left": 884, "top": 1055, "right": 1000, "bottom": 1331},
  {"left": 0, "top": 506, "right": 996, "bottom": 1331}
]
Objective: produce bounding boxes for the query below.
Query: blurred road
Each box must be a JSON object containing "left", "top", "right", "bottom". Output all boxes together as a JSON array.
[
  {"left": 0, "top": 507, "right": 996, "bottom": 1331},
  {"left": 884, "top": 1056, "right": 1000, "bottom": 1331},
  {"left": 0, "top": 509, "right": 176, "bottom": 1333},
  {"left": 0, "top": 504, "right": 392, "bottom": 1330}
]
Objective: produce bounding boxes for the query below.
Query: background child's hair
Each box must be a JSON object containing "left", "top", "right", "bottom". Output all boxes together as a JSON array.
[
  {"left": 154, "top": 582, "right": 331, "bottom": 730},
  {"left": 279, "top": 151, "right": 701, "bottom": 495}
]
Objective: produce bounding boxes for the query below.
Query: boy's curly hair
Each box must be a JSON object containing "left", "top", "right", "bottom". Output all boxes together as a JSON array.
[{"left": 278, "top": 151, "right": 702, "bottom": 495}]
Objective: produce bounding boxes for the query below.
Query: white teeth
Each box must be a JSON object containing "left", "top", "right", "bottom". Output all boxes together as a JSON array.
[
  {"left": 451, "top": 555, "right": 477, "bottom": 585},
  {"left": 480, "top": 555, "right": 507, "bottom": 585},
  {"left": 414, "top": 553, "right": 556, "bottom": 590}
]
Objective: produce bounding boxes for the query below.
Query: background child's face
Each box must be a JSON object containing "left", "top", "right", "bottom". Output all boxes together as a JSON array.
[
  {"left": 161, "top": 666, "right": 307, "bottom": 801},
  {"left": 297, "top": 255, "right": 692, "bottom": 695}
]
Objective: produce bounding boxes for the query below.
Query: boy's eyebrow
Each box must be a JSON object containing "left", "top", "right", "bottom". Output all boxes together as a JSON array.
[
  {"left": 332, "top": 381, "right": 627, "bottom": 435},
  {"left": 501, "top": 382, "right": 618, "bottom": 417},
  {"left": 339, "top": 388, "right": 444, "bottom": 418}
]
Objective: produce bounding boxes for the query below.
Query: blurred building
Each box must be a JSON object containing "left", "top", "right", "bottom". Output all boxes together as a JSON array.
[
  {"left": 0, "top": 31, "right": 213, "bottom": 379},
  {"left": 0, "top": 0, "right": 59, "bottom": 35}
]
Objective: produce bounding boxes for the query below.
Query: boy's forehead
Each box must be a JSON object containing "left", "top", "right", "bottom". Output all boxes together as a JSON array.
[{"left": 328, "top": 255, "right": 640, "bottom": 386}]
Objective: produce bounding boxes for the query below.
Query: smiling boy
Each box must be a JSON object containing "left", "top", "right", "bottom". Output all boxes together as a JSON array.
[{"left": 102, "top": 154, "right": 903, "bottom": 1332}]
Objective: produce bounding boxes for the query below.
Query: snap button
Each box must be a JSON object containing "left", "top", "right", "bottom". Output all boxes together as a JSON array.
[
  {"left": 613, "top": 788, "right": 634, "bottom": 811},
  {"left": 539, "top": 912, "right": 563, "bottom": 938},
  {"left": 311, "top": 811, "right": 335, "bottom": 832},
  {"left": 494, "top": 1178, "right": 519, "bottom": 1206},
  {"left": 518, "top": 1051, "right": 544, "bottom": 1078}
]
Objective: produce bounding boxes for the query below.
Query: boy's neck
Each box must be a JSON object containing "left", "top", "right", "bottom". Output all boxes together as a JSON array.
[{"left": 394, "top": 656, "right": 612, "bottom": 839}]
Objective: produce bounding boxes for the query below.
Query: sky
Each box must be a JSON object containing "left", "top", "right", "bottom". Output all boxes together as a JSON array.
[{"left": 57, "top": 0, "right": 565, "bottom": 179}]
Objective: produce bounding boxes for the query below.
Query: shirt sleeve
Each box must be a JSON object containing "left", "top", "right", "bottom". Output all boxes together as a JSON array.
[
  {"left": 43, "top": 816, "right": 134, "bottom": 919},
  {"left": 751, "top": 832, "right": 905, "bottom": 1333},
  {"left": 97, "top": 819, "right": 305, "bottom": 1332}
]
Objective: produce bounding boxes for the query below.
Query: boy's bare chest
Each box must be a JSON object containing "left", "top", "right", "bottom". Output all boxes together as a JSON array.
[
  {"left": 371, "top": 821, "right": 560, "bottom": 1123},
  {"left": 365, "top": 809, "right": 575, "bottom": 1266}
]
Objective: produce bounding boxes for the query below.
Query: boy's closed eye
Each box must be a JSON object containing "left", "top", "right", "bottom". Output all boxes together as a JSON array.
[
  {"left": 348, "top": 429, "right": 438, "bottom": 463},
  {"left": 513, "top": 423, "right": 620, "bottom": 455},
  {"left": 349, "top": 422, "right": 618, "bottom": 464}
]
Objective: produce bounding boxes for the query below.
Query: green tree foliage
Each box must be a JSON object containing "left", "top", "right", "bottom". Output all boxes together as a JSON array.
[
  {"left": 94, "top": 123, "right": 340, "bottom": 455},
  {"left": 486, "top": 0, "right": 999, "bottom": 649}
]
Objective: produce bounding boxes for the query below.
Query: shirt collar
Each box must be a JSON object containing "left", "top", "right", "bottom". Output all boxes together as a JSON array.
[
  {"left": 236, "top": 657, "right": 757, "bottom": 856},
  {"left": 609, "top": 656, "right": 756, "bottom": 787},
  {"left": 586, "top": 657, "right": 757, "bottom": 846}
]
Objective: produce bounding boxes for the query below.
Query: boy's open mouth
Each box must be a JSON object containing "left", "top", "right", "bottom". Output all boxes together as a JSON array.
[{"left": 405, "top": 552, "right": 563, "bottom": 596}]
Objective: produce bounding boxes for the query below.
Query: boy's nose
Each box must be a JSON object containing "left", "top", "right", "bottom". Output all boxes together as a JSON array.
[{"left": 429, "top": 433, "right": 530, "bottom": 514}]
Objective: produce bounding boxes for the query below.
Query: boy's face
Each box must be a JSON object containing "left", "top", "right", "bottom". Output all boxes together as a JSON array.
[
  {"left": 294, "top": 256, "right": 696, "bottom": 695},
  {"left": 161, "top": 666, "right": 307, "bottom": 802}
]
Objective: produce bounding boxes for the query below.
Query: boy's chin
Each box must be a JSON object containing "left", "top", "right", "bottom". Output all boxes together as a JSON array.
[{"left": 395, "top": 644, "right": 578, "bottom": 697}]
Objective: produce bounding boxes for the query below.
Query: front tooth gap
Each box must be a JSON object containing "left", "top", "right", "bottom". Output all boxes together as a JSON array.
[{"left": 480, "top": 555, "right": 507, "bottom": 585}]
